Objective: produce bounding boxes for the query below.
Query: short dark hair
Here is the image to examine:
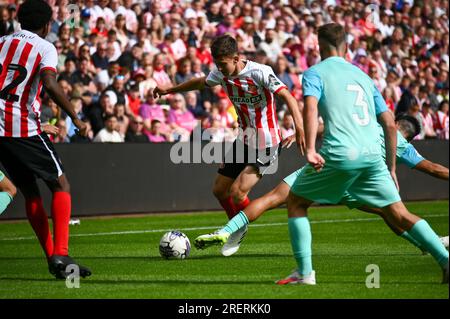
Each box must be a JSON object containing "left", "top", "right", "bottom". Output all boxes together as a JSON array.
[
  {"left": 151, "top": 119, "right": 161, "bottom": 126},
  {"left": 318, "top": 23, "right": 346, "bottom": 49},
  {"left": 18, "top": 0, "right": 53, "bottom": 31},
  {"left": 395, "top": 113, "right": 421, "bottom": 141},
  {"left": 105, "top": 114, "right": 117, "bottom": 122},
  {"left": 210, "top": 35, "right": 238, "bottom": 59}
]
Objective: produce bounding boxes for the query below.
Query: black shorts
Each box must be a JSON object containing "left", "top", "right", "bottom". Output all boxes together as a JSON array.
[
  {"left": 217, "top": 139, "right": 281, "bottom": 179},
  {"left": 0, "top": 133, "right": 65, "bottom": 186}
]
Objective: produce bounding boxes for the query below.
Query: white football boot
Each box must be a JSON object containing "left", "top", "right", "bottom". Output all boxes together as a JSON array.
[
  {"left": 440, "top": 236, "right": 449, "bottom": 250},
  {"left": 221, "top": 225, "right": 248, "bottom": 257},
  {"left": 276, "top": 269, "right": 316, "bottom": 285}
]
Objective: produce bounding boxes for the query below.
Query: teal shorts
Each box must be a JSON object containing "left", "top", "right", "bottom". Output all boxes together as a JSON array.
[
  {"left": 284, "top": 171, "right": 362, "bottom": 209},
  {"left": 0, "top": 170, "right": 4, "bottom": 182},
  {"left": 287, "top": 161, "right": 401, "bottom": 208}
]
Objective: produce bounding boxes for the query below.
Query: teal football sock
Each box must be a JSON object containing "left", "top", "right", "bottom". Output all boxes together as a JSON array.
[
  {"left": 408, "top": 220, "right": 449, "bottom": 268},
  {"left": 400, "top": 231, "right": 424, "bottom": 250},
  {"left": 0, "top": 192, "right": 13, "bottom": 215},
  {"left": 221, "top": 211, "right": 249, "bottom": 234},
  {"left": 288, "top": 217, "right": 313, "bottom": 276}
]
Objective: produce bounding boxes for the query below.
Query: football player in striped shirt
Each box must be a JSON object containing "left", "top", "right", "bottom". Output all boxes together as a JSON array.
[
  {"left": 154, "top": 35, "right": 305, "bottom": 256},
  {"left": 0, "top": 0, "right": 91, "bottom": 279}
]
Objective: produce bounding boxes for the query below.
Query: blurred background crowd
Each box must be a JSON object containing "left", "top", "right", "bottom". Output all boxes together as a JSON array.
[{"left": 0, "top": 0, "right": 448, "bottom": 143}]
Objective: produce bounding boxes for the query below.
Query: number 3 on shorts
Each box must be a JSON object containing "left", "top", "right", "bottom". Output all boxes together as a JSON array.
[{"left": 347, "top": 84, "right": 370, "bottom": 126}]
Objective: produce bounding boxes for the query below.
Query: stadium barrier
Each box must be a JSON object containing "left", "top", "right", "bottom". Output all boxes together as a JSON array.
[{"left": 1, "top": 140, "right": 448, "bottom": 220}]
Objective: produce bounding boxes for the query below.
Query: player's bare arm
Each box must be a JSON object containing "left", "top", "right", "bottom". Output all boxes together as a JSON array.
[
  {"left": 276, "top": 88, "right": 306, "bottom": 155},
  {"left": 415, "top": 160, "right": 449, "bottom": 180},
  {"left": 378, "top": 111, "right": 399, "bottom": 189},
  {"left": 41, "top": 70, "right": 87, "bottom": 137},
  {"left": 303, "top": 95, "right": 325, "bottom": 171},
  {"left": 153, "top": 76, "right": 208, "bottom": 99}
]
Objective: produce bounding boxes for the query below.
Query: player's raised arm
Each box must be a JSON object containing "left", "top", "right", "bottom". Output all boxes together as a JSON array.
[
  {"left": 375, "top": 86, "right": 398, "bottom": 189},
  {"left": 153, "top": 76, "right": 208, "bottom": 99},
  {"left": 41, "top": 70, "right": 88, "bottom": 137},
  {"left": 276, "top": 88, "right": 305, "bottom": 155}
]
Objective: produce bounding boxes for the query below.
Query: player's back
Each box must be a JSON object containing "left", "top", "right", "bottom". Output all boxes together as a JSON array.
[
  {"left": 307, "top": 56, "right": 383, "bottom": 169},
  {"left": 0, "top": 30, "right": 57, "bottom": 138}
]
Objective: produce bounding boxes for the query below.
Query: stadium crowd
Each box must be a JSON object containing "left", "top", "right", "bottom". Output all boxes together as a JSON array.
[{"left": 0, "top": 0, "right": 448, "bottom": 143}]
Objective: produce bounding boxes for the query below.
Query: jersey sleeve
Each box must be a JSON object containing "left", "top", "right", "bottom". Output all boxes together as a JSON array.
[
  {"left": 258, "top": 66, "right": 288, "bottom": 94},
  {"left": 205, "top": 68, "right": 222, "bottom": 87},
  {"left": 398, "top": 144, "right": 425, "bottom": 168},
  {"left": 39, "top": 43, "right": 58, "bottom": 74},
  {"left": 373, "top": 85, "right": 388, "bottom": 115},
  {"left": 302, "top": 68, "right": 323, "bottom": 100}
]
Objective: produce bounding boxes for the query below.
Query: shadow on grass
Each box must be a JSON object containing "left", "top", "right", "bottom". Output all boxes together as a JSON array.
[
  {"left": 0, "top": 251, "right": 422, "bottom": 262},
  {"left": 0, "top": 277, "right": 441, "bottom": 286}
]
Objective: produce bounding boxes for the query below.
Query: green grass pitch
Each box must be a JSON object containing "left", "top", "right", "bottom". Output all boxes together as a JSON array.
[{"left": 0, "top": 201, "right": 448, "bottom": 299}]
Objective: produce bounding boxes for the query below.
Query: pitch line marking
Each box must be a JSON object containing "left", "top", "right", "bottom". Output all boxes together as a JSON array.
[{"left": 0, "top": 213, "right": 447, "bottom": 242}]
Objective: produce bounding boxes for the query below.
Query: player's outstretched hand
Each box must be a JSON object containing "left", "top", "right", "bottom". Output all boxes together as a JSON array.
[
  {"left": 153, "top": 87, "right": 168, "bottom": 99},
  {"left": 73, "top": 118, "right": 88, "bottom": 137},
  {"left": 306, "top": 151, "right": 325, "bottom": 172},
  {"left": 281, "top": 134, "right": 295, "bottom": 149},
  {"left": 42, "top": 123, "right": 59, "bottom": 135}
]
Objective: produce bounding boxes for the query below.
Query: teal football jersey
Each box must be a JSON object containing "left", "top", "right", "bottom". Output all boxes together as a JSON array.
[{"left": 302, "top": 56, "right": 389, "bottom": 169}]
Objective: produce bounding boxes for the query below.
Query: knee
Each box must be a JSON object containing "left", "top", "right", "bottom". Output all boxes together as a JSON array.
[
  {"left": 61, "top": 180, "right": 71, "bottom": 193},
  {"left": 54, "top": 178, "right": 71, "bottom": 194},
  {"left": 229, "top": 184, "right": 247, "bottom": 203}
]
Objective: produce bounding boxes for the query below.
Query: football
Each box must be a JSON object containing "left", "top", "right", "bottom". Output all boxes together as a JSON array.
[{"left": 159, "top": 231, "right": 191, "bottom": 259}]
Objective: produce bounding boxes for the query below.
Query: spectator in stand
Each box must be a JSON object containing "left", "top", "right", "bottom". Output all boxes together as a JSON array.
[
  {"left": 435, "top": 100, "right": 449, "bottom": 140},
  {"left": 185, "top": 91, "right": 206, "bottom": 118},
  {"left": 95, "top": 60, "right": 121, "bottom": 92},
  {"left": 91, "top": 16, "right": 108, "bottom": 38},
  {"left": 87, "top": 93, "right": 115, "bottom": 135},
  {"left": 396, "top": 82, "right": 420, "bottom": 115},
  {"left": 105, "top": 75, "right": 128, "bottom": 106},
  {"left": 152, "top": 53, "right": 173, "bottom": 88},
  {"left": 113, "top": 14, "right": 130, "bottom": 51},
  {"left": 280, "top": 112, "right": 295, "bottom": 139},
  {"left": 125, "top": 116, "right": 149, "bottom": 143},
  {"left": 258, "top": 28, "right": 282, "bottom": 64},
  {"left": 407, "top": 99, "right": 425, "bottom": 140},
  {"left": 383, "top": 86, "right": 396, "bottom": 113},
  {"left": 114, "top": 103, "right": 130, "bottom": 139},
  {"left": 92, "top": 42, "right": 110, "bottom": 71},
  {"left": 139, "top": 90, "right": 170, "bottom": 136},
  {"left": 421, "top": 102, "right": 437, "bottom": 139},
  {"left": 54, "top": 119, "right": 71, "bottom": 143},
  {"left": 175, "top": 57, "right": 194, "bottom": 85},
  {"left": 216, "top": 13, "right": 237, "bottom": 37},
  {"left": 127, "top": 84, "right": 142, "bottom": 116},
  {"left": 70, "top": 57, "right": 98, "bottom": 94},
  {"left": 94, "top": 114, "right": 124, "bottom": 143},
  {"left": 146, "top": 119, "right": 167, "bottom": 143},
  {"left": 168, "top": 94, "right": 197, "bottom": 142}
]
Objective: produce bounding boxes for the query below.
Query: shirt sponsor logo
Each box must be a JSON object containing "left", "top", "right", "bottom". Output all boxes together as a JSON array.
[{"left": 229, "top": 95, "right": 263, "bottom": 105}]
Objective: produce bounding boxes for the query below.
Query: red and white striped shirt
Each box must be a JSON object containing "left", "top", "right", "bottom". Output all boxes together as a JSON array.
[
  {"left": 206, "top": 60, "right": 287, "bottom": 148},
  {"left": 0, "top": 30, "right": 57, "bottom": 138}
]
